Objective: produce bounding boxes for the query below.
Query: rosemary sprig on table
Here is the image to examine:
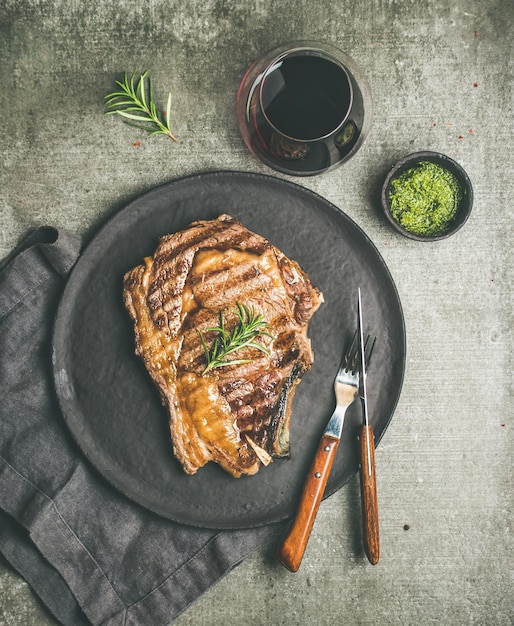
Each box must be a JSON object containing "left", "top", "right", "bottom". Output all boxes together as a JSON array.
[
  {"left": 104, "top": 70, "right": 178, "bottom": 141},
  {"left": 198, "top": 303, "right": 274, "bottom": 376}
]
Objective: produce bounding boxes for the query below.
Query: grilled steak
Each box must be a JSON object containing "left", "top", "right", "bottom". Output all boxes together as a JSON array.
[{"left": 123, "top": 214, "right": 323, "bottom": 477}]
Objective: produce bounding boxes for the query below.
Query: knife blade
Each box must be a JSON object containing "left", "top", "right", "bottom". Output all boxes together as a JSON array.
[{"left": 358, "top": 288, "right": 380, "bottom": 565}]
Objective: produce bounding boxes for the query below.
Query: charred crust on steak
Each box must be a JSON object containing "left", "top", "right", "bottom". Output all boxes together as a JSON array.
[{"left": 123, "top": 214, "right": 323, "bottom": 478}]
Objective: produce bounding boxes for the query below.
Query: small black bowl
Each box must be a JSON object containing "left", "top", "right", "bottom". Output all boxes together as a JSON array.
[{"left": 381, "top": 151, "right": 473, "bottom": 241}]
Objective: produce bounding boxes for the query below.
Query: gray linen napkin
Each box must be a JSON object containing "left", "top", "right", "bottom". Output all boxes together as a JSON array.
[{"left": 0, "top": 227, "right": 278, "bottom": 626}]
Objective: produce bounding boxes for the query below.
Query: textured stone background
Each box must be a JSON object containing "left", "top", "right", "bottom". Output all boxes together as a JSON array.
[{"left": 1, "top": 0, "right": 513, "bottom": 624}]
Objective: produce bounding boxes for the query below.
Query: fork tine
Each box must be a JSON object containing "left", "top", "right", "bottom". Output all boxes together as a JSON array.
[
  {"left": 341, "top": 330, "right": 358, "bottom": 373},
  {"left": 340, "top": 331, "right": 376, "bottom": 376},
  {"left": 364, "top": 336, "right": 376, "bottom": 368}
]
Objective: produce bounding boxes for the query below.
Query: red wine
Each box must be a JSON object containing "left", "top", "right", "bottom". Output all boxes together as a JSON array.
[
  {"left": 261, "top": 55, "right": 352, "bottom": 141},
  {"left": 237, "top": 42, "right": 370, "bottom": 175}
]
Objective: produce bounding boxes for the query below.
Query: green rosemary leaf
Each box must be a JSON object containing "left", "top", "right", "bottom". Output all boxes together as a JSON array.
[
  {"left": 139, "top": 73, "right": 147, "bottom": 109},
  {"left": 115, "top": 111, "right": 153, "bottom": 122},
  {"left": 129, "top": 70, "right": 137, "bottom": 96},
  {"left": 104, "top": 93, "right": 131, "bottom": 103},
  {"left": 166, "top": 92, "right": 172, "bottom": 131}
]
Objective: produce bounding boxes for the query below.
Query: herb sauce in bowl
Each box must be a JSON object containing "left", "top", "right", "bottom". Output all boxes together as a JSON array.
[{"left": 381, "top": 151, "right": 473, "bottom": 241}]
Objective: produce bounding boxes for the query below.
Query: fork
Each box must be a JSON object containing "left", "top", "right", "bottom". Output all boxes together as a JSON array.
[{"left": 277, "top": 331, "right": 375, "bottom": 572}]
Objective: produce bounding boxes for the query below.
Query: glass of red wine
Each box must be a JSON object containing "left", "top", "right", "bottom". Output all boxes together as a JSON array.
[{"left": 237, "top": 41, "right": 372, "bottom": 176}]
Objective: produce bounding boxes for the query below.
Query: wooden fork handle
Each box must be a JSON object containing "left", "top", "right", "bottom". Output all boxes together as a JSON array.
[
  {"left": 359, "top": 424, "right": 380, "bottom": 565},
  {"left": 277, "top": 434, "right": 339, "bottom": 572}
]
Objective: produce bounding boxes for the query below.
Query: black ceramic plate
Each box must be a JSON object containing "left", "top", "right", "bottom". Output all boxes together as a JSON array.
[{"left": 53, "top": 171, "right": 405, "bottom": 529}]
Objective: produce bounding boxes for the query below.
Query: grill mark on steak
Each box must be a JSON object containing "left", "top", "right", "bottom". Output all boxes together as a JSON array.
[{"left": 123, "top": 214, "right": 323, "bottom": 477}]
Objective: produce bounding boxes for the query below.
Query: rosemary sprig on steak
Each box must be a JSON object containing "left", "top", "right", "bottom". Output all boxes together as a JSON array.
[{"left": 198, "top": 303, "right": 274, "bottom": 376}]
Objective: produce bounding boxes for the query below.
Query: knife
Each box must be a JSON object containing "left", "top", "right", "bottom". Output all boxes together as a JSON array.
[{"left": 358, "top": 288, "right": 380, "bottom": 565}]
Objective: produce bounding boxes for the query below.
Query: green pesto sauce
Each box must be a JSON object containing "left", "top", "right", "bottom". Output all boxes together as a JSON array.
[{"left": 388, "top": 160, "right": 463, "bottom": 237}]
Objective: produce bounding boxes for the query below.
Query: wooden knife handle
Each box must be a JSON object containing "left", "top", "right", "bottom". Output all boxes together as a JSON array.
[
  {"left": 277, "top": 434, "right": 339, "bottom": 572},
  {"left": 359, "top": 424, "right": 380, "bottom": 565}
]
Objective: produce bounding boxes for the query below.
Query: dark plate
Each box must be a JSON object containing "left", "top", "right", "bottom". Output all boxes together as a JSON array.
[{"left": 52, "top": 171, "right": 405, "bottom": 530}]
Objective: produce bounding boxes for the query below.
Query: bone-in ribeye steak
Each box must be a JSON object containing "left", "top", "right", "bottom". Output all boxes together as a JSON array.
[{"left": 123, "top": 214, "right": 323, "bottom": 477}]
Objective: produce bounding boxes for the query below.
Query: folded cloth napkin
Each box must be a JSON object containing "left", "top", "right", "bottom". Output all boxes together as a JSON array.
[{"left": 0, "top": 227, "right": 279, "bottom": 626}]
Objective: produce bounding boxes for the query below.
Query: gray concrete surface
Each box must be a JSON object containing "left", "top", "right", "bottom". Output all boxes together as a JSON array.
[{"left": 1, "top": 0, "right": 513, "bottom": 624}]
